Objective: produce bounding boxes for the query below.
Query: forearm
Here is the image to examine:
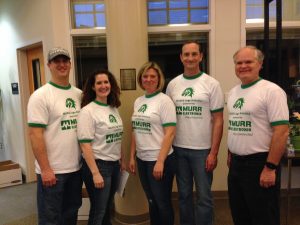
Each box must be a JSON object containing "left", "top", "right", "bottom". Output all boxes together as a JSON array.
[
  {"left": 80, "top": 143, "right": 99, "bottom": 175},
  {"left": 130, "top": 132, "right": 137, "bottom": 160},
  {"left": 29, "top": 128, "right": 52, "bottom": 172},
  {"left": 267, "top": 125, "right": 289, "bottom": 165},
  {"left": 120, "top": 146, "right": 125, "bottom": 162},
  {"left": 157, "top": 126, "right": 176, "bottom": 163},
  {"left": 210, "top": 112, "right": 223, "bottom": 156}
]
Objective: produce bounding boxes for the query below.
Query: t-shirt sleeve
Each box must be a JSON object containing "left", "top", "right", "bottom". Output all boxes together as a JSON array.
[
  {"left": 267, "top": 87, "right": 289, "bottom": 126},
  {"left": 160, "top": 96, "right": 177, "bottom": 127},
  {"left": 77, "top": 108, "right": 95, "bottom": 143},
  {"left": 165, "top": 79, "right": 175, "bottom": 98},
  {"left": 210, "top": 82, "right": 224, "bottom": 113},
  {"left": 27, "top": 92, "right": 48, "bottom": 128}
]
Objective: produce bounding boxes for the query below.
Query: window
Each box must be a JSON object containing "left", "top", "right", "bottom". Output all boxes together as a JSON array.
[
  {"left": 71, "top": 0, "right": 105, "bottom": 29},
  {"left": 246, "top": 0, "right": 300, "bottom": 23},
  {"left": 147, "top": 0, "right": 209, "bottom": 26},
  {"left": 246, "top": 0, "right": 276, "bottom": 22},
  {"left": 73, "top": 36, "right": 107, "bottom": 89}
]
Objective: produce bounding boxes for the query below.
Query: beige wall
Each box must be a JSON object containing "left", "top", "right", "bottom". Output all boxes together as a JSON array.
[
  {"left": 212, "top": 0, "right": 241, "bottom": 190},
  {"left": 0, "top": 0, "right": 76, "bottom": 177},
  {"left": 105, "top": 0, "right": 148, "bottom": 217},
  {"left": 0, "top": 0, "right": 299, "bottom": 191},
  {"left": 0, "top": 0, "right": 54, "bottom": 173}
]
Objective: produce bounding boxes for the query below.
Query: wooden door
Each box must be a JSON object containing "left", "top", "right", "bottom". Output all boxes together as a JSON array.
[
  {"left": 26, "top": 46, "right": 46, "bottom": 181},
  {"left": 27, "top": 46, "right": 46, "bottom": 94}
]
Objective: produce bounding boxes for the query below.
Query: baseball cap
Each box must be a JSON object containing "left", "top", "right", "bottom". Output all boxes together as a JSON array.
[{"left": 48, "top": 47, "right": 71, "bottom": 62}]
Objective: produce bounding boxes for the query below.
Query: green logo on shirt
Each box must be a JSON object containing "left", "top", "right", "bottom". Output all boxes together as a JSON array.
[
  {"left": 66, "top": 98, "right": 76, "bottom": 109},
  {"left": 106, "top": 132, "right": 123, "bottom": 143},
  {"left": 109, "top": 114, "right": 117, "bottom": 123},
  {"left": 138, "top": 104, "right": 147, "bottom": 113},
  {"left": 182, "top": 87, "right": 194, "bottom": 97},
  {"left": 233, "top": 98, "right": 245, "bottom": 110},
  {"left": 61, "top": 119, "right": 77, "bottom": 130}
]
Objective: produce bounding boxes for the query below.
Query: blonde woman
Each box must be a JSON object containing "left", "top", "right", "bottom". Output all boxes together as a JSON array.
[{"left": 129, "top": 62, "right": 176, "bottom": 225}]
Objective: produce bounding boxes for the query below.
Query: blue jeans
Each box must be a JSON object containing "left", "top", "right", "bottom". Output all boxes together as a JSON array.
[
  {"left": 137, "top": 153, "right": 176, "bottom": 225},
  {"left": 228, "top": 152, "right": 281, "bottom": 225},
  {"left": 37, "top": 170, "right": 82, "bottom": 225},
  {"left": 174, "top": 146, "right": 213, "bottom": 225},
  {"left": 82, "top": 159, "right": 120, "bottom": 225}
]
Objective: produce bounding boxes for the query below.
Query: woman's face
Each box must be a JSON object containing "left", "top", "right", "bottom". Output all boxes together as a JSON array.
[
  {"left": 141, "top": 68, "right": 159, "bottom": 94},
  {"left": 93, "top": 73, "right": 111, "bottom": 102}
]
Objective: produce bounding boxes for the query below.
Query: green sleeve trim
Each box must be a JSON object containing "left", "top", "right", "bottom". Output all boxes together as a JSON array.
[
  {"left": 211, "top": 108, "right": 224, "bottom": 113},
  {"left": 28, "top": 123, "right": 47, "bottom": 128},
  {"left": 162, "top": 122, "right": 176, "bottom": 127},
  {"left": 270, "top": 120, "right": 289, "bottom": 126},
  {"left": 78, "top": 139, "right": 93, "bottom": 143}
]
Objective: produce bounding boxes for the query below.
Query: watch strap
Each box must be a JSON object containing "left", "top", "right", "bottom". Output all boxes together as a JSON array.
[{"left": 265, "top": 162, "right": 278, "bottom": 170}]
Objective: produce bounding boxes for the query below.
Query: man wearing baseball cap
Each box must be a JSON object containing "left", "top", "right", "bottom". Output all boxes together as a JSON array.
[{"left": 27, "top": 47, "right": 82, "bottom": 225}]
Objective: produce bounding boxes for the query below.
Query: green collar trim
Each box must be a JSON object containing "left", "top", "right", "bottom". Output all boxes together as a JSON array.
[
  {"left": 49, "top": 81, "right": 71, "bottom": 90},
  {"left": 241, "top": 77, "right": 262, "bottom": 89},
  {"left": 93, "top": 100, "right": 108, "bottom": 107},
  {"left": 183, "top": 72, "right": 203, "bottom": 80},
  {"left": 145, "top": 91, "right": 160, "bottom": 98}
]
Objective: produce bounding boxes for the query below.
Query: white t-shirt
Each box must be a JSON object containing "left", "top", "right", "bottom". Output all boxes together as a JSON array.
[
  {"left": 166, "top": 72, "right": 224, "bottom": 150},
  {"left": 227, "top": 78, "right": 289, "bottom": 155},
  {"left": 132, "top": 92, "right": 176, "bottom": 161},
  {"left": 77, "top": 101, "right": 123, "bottom": 161},
  {"left": 27, "top": 82, "right": 82, "bottom": 174}
]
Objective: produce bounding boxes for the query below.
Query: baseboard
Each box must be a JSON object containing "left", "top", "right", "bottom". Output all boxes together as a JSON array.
[
  {"left": 113, "top": 189, "right": 300, "bottom": 224},
  {"left": 114, "top": 211, "right": 149, "bottom": 224},
  {"left": 172, "top": 189, "right": 300, "bottom": 200},
  {"left": 280, "top": 188, "right": 300, "bottom": 196},
  {"left": 210, "top": 189, "right": 300, "bottom": 198},
  {"left": 172, "top": 190, "right": 229, "bottom": 200}
]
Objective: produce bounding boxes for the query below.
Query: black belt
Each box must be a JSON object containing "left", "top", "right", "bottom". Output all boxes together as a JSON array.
[{"left": 231, "top": 152, "right": 268, "bottom": 161}]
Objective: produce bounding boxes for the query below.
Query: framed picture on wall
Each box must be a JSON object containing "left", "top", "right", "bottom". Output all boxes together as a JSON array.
[{"left": 120, "top": 68, "right": 136, "bottom": 90}]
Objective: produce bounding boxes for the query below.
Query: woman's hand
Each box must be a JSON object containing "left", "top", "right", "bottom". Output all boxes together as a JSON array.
[
  {"left": 93, "top": 172, "right": 104, "bottom": 189},
  {"left": 153, "top": 160, "right": 164, "bottom": 180},
  {"left": 120, "top": 158, "right": 127, "bottom": 171},
  {"left": 128, "top": 157, "right": 136, "bottom": 175}
]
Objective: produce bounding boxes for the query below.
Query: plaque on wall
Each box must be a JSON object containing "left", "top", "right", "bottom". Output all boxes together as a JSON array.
[{"left": 120, "top": 69, "right": 136, "bottom": 90}]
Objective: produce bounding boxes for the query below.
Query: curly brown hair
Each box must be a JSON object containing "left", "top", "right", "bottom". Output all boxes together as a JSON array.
[{"left": 81, "top": 69, "right": 121, "bottom": 108}]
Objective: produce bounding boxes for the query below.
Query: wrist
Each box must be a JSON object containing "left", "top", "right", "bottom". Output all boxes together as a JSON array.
[
  {"left": 92, "top": 171, "right": 100, "bottom": 176},
  {"left": 265, "top": 162, "right": 278, "bottom": 170},
  {"left": 209, "top": 149, "right": 218, "bottom": 156}
]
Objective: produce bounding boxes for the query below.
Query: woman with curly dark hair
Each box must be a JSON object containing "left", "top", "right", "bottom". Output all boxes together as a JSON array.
[
  {"left": 77, "top": 69, "right": 125, "bottom": 225},
  {"left": 81, "top": 69, "right": 121, "bottom": 108}
]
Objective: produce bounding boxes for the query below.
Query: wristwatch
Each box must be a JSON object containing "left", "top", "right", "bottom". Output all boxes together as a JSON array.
[{"left": 265, "top": 162, "right": 278, "bottom": 170}]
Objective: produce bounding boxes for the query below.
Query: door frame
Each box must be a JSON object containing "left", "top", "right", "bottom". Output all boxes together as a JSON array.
[{"left": 17, "top": 42, "right": 45, "bottom": 182}]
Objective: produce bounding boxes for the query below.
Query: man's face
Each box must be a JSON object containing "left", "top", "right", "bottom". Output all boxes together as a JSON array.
[
  {"left": 180, "top": 43, "right": 203, "bottom": 71},
  {"left": 234, "top": 48, "right": 262, "bottom": 85},
  {"left": 47, "top": 56, "right": 71, "bottom": 79}
]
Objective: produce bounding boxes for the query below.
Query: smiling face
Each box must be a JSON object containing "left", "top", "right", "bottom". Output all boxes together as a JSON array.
[
  {"left": 141, "top": 68, "right": 159, "bottom": 94},
  {"left": 180, "top": 42, "right": 203, "bottom": 75},
  {"left": 234, "top": 48, "right": 262, "bottom": 85},
  {"left": 47, "top": 56, "right": 71, "bottom": 83},
  {"left": 93, "top": 73, "right": 111, "bottom": 103}
]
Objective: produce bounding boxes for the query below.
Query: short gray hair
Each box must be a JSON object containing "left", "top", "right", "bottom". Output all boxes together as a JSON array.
[{"left": 233, "top": 45, "right": 264, "bottom": 63}]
